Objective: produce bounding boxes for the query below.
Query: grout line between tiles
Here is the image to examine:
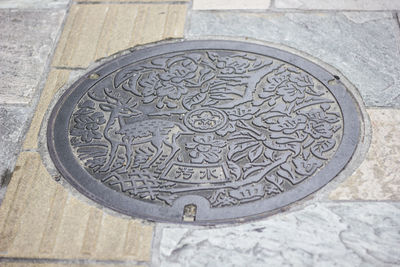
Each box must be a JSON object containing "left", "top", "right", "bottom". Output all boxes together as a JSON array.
[
  {"left": 269, "top": 0, "right": 276, "bottom": 9},
  {"left": 53, "top": 66, "right": 87, "bottom": 70},
  {"left": 183, "top": 0, "right": 192, "bottom": 37}
]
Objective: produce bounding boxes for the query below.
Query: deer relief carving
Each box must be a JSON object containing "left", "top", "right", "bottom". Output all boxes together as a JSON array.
[{"left": 89, "top": 88, "right": 192, "bottom": 172}]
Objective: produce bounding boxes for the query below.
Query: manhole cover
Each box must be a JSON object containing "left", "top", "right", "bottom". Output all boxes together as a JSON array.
[{"left": 48, "top": 40, "right": 361, "bottom": 224}]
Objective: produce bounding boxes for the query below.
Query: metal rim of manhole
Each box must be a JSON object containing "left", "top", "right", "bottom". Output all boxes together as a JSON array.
[{"left": 47, "top": 40, "right": 362, "bottom": 224}]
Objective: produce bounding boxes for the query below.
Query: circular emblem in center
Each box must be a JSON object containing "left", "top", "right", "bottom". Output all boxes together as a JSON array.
[{"left": 184, "top": 108, "right": 227, "bottom": 132}]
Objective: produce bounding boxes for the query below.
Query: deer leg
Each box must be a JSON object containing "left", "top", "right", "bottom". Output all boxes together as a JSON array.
[
  {"left": 158, "top": 134, "right": 180, "bottom": 170},
  {"left": 142, "top": 139, "right": 163, "bottom": 169},
  {"left": 100, "top": 143, "right": 119, "bottom": 172},
  {"left": 123, "top": 139, "right": 134, "bottom": 171}
]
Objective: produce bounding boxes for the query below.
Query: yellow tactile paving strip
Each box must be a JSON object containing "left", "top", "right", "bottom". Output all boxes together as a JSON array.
[
  {"left": 52, "top": 3, "right": 187, "bottom": 68},
  {"left": 0, "top": 152, "right": 153, "bottom": 261},
  {"left": 1, "top": 1, "right": 187, "bottom": 264}
]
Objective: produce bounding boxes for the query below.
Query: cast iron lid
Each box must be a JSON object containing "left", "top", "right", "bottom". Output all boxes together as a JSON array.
[{"left": 47, "top": 40, "right": 361, "bottom": 224}]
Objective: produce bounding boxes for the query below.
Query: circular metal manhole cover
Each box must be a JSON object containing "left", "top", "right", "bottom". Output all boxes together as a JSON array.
[{"left": 47, "top": 40, "right": 361, "bottom": 224}]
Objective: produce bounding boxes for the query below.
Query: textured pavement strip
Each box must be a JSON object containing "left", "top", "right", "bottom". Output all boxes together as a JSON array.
[
  {"left": 0, "top": 156, "right": 152, "bottom": 262},
  {"left": 52, "top": 2, "right": 187, "bottom": 68}
]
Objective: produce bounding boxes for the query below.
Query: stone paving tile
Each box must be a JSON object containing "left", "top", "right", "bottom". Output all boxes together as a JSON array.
[
  {"left": 187, "top": 11, "right": 400, "bottom": 107},
  {"left": 52, "top": 3, "right": 187, "bottom": 68},
  {"left": 0, "top": 9, "right": 65, "bottom": 104},
  {"left": 193, "top": 0, "right": 271, "bottom": 10},
  {"left": 275, "top": 0, "right": 400, "bottom": 10},
  {"left": 156, "top": 202, "right": 400, "bottom": 267},
  {"left": 0, "top": 0, "right": 69, "bottom": 9},
  {"left": 0, "top": 152, "right": 153, "bottom": 262},
  {"left": 78, "top": 0, "right": 189, "bottom": 2},
  {"left": 0, "top": 106, "right": 31, "bottom": 194},
  {"left": 0, "top": 263, "right": 134, "bottom": 267},
  {"left": 330, "top": 109, "right": 400, "bottom": 200},
  {"left": 23, "top": 69, "right": 71, "bottom": 150}
]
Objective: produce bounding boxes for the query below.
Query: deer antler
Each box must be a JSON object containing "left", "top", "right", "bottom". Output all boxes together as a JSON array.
[
  {"left": 88, "top": 89, "right": 107, "bottom": 102},
  {"left": 87, "top": 87, "right": 121, "bottom": 105},
  {"left": 104, "top": 88, "right": 120, "bottom": 105}
]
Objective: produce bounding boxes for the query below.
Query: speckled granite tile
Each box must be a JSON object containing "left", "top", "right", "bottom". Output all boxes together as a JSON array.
[
  {"left": 186, "top": 11, "right": 400, "bottom": 107},
  {"left": 0, "top": 263, "right": 140, "bottom": 267},
  {"left": 0, "top": 0, "right": 69, "bottom": 9},
  {"left": 0, "top": 9, "right": 65, "bottom": 104},
  {"left": 0, "top": 105, "right": 31, "bottom": 204},
  {"left": 330, "top": 109, "right": 400, "bottom": 200},
  {"left": 156, "top": 202, "right": 400, "bottom": 267},
  {"left": 275, "top": 0, "right": 400, "bottom": 10},
  {"left": 193, "top": 0, "right": 271, "bottom": 10}
]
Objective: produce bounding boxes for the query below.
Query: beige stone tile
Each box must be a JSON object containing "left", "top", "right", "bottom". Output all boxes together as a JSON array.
[
  {"left": 23, "top": 69, "right": 70, "bottom": 150},
  {"left": 330, "top": 109, "right": 400, "bottom": 200},
  {"left": 0, "top": 152, "right": 41, "bottom": 252},
  {"left": 52, "top": 4, "right": 187, "bottom": 68},
  {"left": 193, "top": 0, "right": 271, "bottom": 10},
  {"left": 0, "top": 152, "right": 153, "bottom": 261},
  {"left": 275, "top": 0, "right": 400, "bottom": 10}
]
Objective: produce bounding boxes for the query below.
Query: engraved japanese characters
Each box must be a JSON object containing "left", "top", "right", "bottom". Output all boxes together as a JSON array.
[{"left": 68, "top": 50, "right": 343, "bottom": 208}]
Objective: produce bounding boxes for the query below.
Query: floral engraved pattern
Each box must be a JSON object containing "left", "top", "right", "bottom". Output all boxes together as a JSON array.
[
  {"left": 70, "top": 100, "right": 106, "bottom": 143},
  {"left": 186, "top": 134, "right": 226, "bottom": 163},
  {"left": 66, "top": 49, "right": 345, "bottom": 209}
]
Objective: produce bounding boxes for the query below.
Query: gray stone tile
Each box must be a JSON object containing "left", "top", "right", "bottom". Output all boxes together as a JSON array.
[
  {"left": 0, "top": 9, "right": 65, "bottom": 104},
  {"left": 275, "top": 0, "right": 400, "bottom": 10},
  {"left": 0, "top": 0, "right": 69, "bottom": 9},
  {"left": 0, "top": 105, "right": 31, "bottom": 203},
  {"left": 186, "top": 12, "right": 400, "bottom": 107},
  {"left": 156, "top": 202, "right": 400, "bottom": 267},
  {"left": 193, "top": 0, "right": 271, "bottom": 10}
]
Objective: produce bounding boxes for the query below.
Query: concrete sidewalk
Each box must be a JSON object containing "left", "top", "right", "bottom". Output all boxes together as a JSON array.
[{"left": 0, "top": 0, "right": 399, "bottom": 266}]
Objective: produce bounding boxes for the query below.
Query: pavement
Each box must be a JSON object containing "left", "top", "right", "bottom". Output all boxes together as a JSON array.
[{"left": 0, "top": 0, "right": 399, "bottom": 266}]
